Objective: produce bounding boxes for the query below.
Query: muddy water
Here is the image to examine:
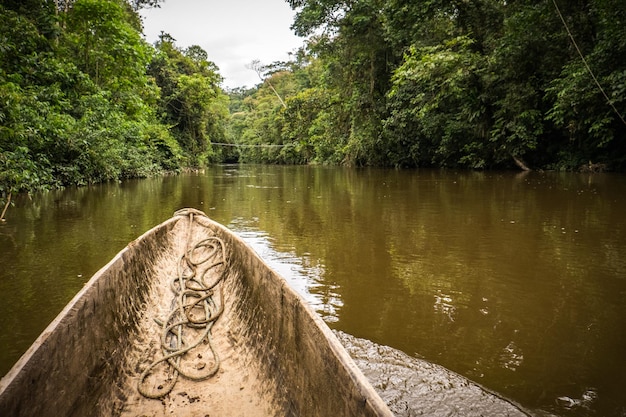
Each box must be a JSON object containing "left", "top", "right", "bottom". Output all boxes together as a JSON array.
[{"left": 1, "top": 165, "right": 625, "bottom": 416}]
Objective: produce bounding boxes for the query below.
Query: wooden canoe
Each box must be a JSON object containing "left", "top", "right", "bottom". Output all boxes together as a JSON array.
[{"left": 0, "top": 208, "right": 394, "bottom": 417}]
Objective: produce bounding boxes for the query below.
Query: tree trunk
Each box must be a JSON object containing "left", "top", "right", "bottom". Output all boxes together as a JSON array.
[
  {"left": 512, "top": 155, "right": 531, "bottom": 171},
  {"left": 1, "top": 192, "right": 12, "bottom": 222}
]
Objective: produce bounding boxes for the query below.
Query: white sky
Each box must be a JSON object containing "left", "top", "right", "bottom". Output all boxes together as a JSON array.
[{"left": 140, "top": 0, "right": 304, "bottom": 89}]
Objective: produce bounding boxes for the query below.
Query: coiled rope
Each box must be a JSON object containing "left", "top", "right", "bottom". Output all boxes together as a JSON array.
[{"left": 138, "top": 210, "right": 227, "bottom": 399}]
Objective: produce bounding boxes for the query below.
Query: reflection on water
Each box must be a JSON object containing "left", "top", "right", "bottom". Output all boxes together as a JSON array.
[
  {"left": 1, "top": 165, "right": 626, "bottom": 417},
  {"left": 227, "top": 216, "right": 341, "bottom": 322}
]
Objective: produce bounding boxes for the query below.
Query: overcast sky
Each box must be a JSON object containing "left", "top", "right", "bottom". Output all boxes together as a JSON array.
[{"left": 140, "top": 0, "right": 304, "bottom": 89}]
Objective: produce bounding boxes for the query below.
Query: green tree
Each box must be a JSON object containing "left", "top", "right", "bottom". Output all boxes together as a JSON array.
[
  {"left": 1, "top": 2, "right": 68, "bottom": 207},
  {"left": 148, "top": 34, "right": 229, "bottom": 165},
  {"left": 385, "top": 37, "right": 488, "bottom": 167},
  {"left": 0, "top": 0, "right": 191, "bottom": 218},
  {"left": 288, "top": 0, "right": 394, "bottom": 166},
  {"left": 280, "top": 0, "right": 626, "bottom": 171},
  {"left": 545, "top": 0, "right": 626, "bottom": 170}
]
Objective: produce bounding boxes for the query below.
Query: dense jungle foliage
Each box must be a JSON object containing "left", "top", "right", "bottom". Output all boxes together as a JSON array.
[
  {"left": 0, "top": 0, "right": 229, "bottom": 213},
  {"left": 232, "top": 0, "right": 626, "bottom": 171},
  {"left": 2, "top": 0, "right": 626, "bottom": 216}
]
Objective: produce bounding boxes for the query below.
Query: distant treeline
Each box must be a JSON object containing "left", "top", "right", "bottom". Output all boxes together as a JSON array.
[{"left": 231, "top": 0, "right": 626, "bottom": 172}]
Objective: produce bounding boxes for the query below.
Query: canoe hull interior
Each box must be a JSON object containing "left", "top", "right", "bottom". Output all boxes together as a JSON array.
[{"left": 0, "top": 210, "right": 392, "bottom": 417}]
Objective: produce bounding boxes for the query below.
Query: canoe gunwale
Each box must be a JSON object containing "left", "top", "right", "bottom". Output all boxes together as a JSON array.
[
  {"left": 0, "top": 210, "right": 394, "bottom": 416},
  {"left": 0, "top": 216, "right": 179, "bottom": 415},
  {"left": 197, "top": 213, "right": 394, "bottom": 416}
]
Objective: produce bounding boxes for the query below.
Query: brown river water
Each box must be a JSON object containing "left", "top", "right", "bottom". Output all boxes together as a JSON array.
[{"left": 1, "top": 165, "right": 625, "bottom": 416}]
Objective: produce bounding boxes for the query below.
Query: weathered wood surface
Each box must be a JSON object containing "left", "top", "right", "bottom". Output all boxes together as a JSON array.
[{"left": 0, "top": 209, "right": 393, "bottom": 417}]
